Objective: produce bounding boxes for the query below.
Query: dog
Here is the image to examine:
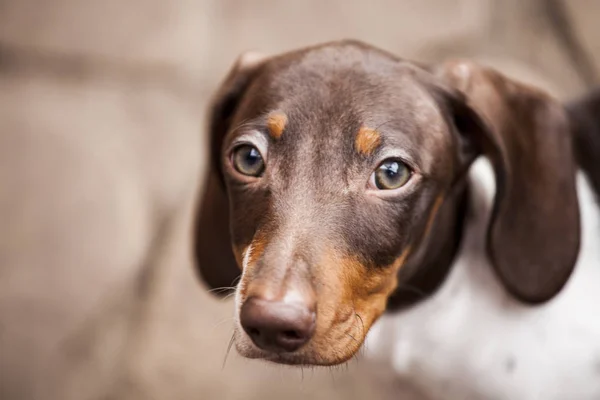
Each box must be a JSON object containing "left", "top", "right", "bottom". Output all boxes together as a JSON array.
[{"left": 195, "top": 40, "right": 600, "bottom": 399}]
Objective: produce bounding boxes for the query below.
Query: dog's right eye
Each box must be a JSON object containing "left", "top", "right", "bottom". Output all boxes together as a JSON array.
[{"left": 231, "top": 144, "right": 265, "bottom": 177}]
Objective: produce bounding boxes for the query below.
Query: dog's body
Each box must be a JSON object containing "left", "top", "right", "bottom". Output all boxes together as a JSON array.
[
  {"left": 367, "top": 159, "right": 600, "bottom": 400},
  {"left": 196, "top": 41, "right": 600, "bottom": 400}
]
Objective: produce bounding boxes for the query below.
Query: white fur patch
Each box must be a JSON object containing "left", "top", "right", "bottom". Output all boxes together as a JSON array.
[
  {"left": 365, "top": 158, "right": 600, "bottom": 400},
  {"left": 234, "top": 244, "right": 254, "bottom": 321},
  {"left": 242, "top": 243, "right": 254, "bottom": 272}
]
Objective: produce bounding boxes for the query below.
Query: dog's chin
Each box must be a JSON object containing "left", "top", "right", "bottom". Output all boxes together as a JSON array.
[{"left": 234, "top": 331, "right": 361, "bottom": 366}]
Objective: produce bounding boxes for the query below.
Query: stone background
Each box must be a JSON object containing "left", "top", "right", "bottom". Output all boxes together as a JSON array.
[{"left": 0, "top": 1, "right": 598, "bottom": 399}]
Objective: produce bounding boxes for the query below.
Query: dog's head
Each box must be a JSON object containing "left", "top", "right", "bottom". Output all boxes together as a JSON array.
[{"left": 195, "top": 41, "right": 580, "bottom": 366}]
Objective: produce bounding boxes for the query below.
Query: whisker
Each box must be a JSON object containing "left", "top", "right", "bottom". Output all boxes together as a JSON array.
[
  {"left": 207, "top": 286, "right": 237, "bottom": 295},
  {"left": 355, "top": 313, "right": 365, "bottom": 337},
  {"left": 220, "top": 292, "right": 237, "bottom": 302},
  {"left": 222, "top": 332, "right": 236, "bottom": 370},
  {"left": 230, "top": 275, "right": 242, "bottom": 287},
  {"left": 346, "top": 332, "right": 359, "bottom": 343},
  {"left": 210, "top": 316, "right": 234, "bottom": 332}
]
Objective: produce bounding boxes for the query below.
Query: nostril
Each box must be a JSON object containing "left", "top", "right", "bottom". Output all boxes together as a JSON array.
[
  {"left": 282, "top": 330, "right": 302, "bottom": 340},
  {"left": 246, "top": 327, "right": 260, "bottom": 337}
]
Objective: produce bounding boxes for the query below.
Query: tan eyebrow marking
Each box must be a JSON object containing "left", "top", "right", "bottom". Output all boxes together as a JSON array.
[
  {"left": 355, "top": 127, "right": 381, "bottom": 155},
  {"left": 267, "top": 113, "right": 287, "bottom": 139}
]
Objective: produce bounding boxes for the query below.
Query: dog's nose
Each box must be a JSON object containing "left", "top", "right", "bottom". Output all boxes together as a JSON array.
[{"left": 240, "top": 296, "right": 316, "bottom": 353}]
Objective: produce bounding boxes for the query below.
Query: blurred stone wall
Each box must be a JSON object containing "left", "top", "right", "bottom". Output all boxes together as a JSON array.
[{"left": 0, "top": 1, "right": 598, "bottom": 399}]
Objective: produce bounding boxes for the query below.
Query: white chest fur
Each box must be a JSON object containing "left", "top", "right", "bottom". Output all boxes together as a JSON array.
[{"left": 365, "top": 158, "right": 600, "bottom": 400}]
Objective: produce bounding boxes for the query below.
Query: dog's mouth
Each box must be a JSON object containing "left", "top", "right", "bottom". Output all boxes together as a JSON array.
[
  {"left": 232, "top": 298, "right": 370, "bottom": 366},
  {"left": 233, "top": 324, "right": 366, "bottom": 366}
]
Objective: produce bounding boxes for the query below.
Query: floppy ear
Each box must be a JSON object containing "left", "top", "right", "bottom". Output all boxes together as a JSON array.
[
  {"left": 195, "top": 52, "right": 267, "bottom": 294},
  {"left": 436, "top": 60, "right": 581, "bottom": 303},
  {"left": 566, "top": 88, "right": 600, "bottom": 198}
]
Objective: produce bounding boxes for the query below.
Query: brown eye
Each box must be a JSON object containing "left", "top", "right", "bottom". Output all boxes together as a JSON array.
[
  {"left": 371, "top": 159, "right": 411, "bottom": 190},
  {"left": 232, "top": 144, "right": 265, "bottom": 177}
]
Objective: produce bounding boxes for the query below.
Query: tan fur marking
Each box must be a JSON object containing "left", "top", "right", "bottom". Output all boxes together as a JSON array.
[
  {"left": 235, "top": 245, "right": 414, "bottom": 365},
  {"left": 423, "top": 195, "right": 445, "bottom": 239},
  {"left": 389, "top": 246, "right": 412, "bottom": 271},
  {"left": 233, "top": 236, "right": 267, "bottom": 271},
  {"left": 247, "top": 238, "right": 267, "bottom": 268},
  {"left": 267, "top": 113, "right": 287, "bottom": 139},
  {"left": 355, "top": 127, "right": 381, "bottom": 155},
  {"left": 236, "top": 236, "right": 268, "bottom": 300},
  {"left": 308, "top": 246, "right": 412, "bottom": 363}
]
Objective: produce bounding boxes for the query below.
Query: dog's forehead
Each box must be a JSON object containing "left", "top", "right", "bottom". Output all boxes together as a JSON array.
[
  {"left": 265, "top": 45, "right": 432, "bottom": 105},
  {"left": 253, "top": 44, "right": 448, "bottom": 145}
]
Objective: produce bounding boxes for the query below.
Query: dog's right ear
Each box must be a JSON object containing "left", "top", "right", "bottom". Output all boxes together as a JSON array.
[{"left": 195, "top": 52, "right": 267, "bottom": 295}]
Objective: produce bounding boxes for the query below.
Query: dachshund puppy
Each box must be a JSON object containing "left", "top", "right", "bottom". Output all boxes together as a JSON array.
[{"left": 196, "top": 40, "right": 600, "bottom": 400}]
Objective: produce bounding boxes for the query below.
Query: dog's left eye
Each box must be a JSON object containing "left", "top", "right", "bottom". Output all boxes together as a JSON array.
[
  {"left": 370, "top": 159, "right": 411, "bottom": 190},
  {"left": 231, "top": 144, "right": 265, "bottom": 177}
]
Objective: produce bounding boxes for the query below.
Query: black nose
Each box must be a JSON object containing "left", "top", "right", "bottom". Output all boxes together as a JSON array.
[{"left": 240, "top": 297, "right": 316, "bottom": 353}]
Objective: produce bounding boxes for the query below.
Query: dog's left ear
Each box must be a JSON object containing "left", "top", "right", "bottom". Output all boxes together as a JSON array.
[
  {"left": 435, "top": 61, "right": 581, "bottom": 303},
  {"left": 195, "top": 51, "right": 267, "bottom": 294}
]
